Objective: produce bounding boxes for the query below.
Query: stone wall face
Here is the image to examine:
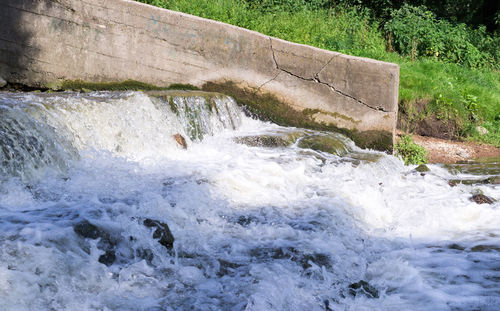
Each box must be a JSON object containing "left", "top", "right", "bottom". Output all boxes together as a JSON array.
[{"left": 0, "top": 0, "right": 399, "bottom": 150}]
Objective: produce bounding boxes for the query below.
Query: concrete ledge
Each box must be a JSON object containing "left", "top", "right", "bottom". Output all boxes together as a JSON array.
[{"left": 0, "top": 0, "right": 399, "bottom": 151}]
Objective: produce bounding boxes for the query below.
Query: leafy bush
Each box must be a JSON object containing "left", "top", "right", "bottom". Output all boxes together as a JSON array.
[
  {"left": 385, "top": 4, "right": 500, "bottom": 68},
  {"left": 395, "top": 134, "right": 428, "bottom": 165}
]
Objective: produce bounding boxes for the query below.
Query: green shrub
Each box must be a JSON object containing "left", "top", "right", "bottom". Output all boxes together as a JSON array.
[
  {"left": 395, "top": 134, "right": 428, "bottom": 165},
  {"left": 385, "top": 4, "right": 500, "bottom": 69}
]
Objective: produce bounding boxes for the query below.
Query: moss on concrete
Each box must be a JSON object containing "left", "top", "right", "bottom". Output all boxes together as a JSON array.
[
  {"left": 46, "top": 79, "right": 200, "bottom": 92},
  {"left": 302, "top": 108, "right": 361, "bottom": 125},
  {"left": 202, "top": 81, "right": 393, "bottom": 152},
  {"left": 166, "top": 83, "right": 201, "bottom": 91},
  {"left": 48, "top": 79, "right": 167, "bottom": 91}
]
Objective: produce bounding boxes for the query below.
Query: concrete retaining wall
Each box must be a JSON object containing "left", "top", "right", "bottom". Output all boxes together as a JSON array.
[{"left": 0, "top": 0, "right": 399, "bottom": 151}]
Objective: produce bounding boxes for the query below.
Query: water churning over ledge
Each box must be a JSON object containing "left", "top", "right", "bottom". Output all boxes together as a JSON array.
[{"left": 0, "top": 91, "right": 499, "bottom": 311}]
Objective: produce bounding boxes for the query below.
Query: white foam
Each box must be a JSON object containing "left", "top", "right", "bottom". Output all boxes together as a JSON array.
[{"left": 0, "top": 91, "right": 498, "bottom": 310}]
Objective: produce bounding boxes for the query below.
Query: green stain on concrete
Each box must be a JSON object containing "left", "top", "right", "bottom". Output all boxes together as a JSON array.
[
  {"left": 202, "top": 81, "right": 393, "bottom": 152},
  {"left": 166, "top": 83, "right": 201, "bottom": 91},
  {"left": 302, "top": 108, "right": 361, "bottom": 125},
  {"left": 46, "top": 79, "right": 200, "bottom": 92}
]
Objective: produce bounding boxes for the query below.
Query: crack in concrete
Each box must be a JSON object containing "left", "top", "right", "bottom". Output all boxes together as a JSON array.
[
  {"left": 269, "top": 38, "right": 389, "bottom": 113},
  {"left": 269, "top": 38, "right": 279, "bottom": 70},
  {"left": 316, "top": 54, "right": 337, "bottom": 77},
  {"left": 256, "top": 71, "right": 280, "bottom": 92}
]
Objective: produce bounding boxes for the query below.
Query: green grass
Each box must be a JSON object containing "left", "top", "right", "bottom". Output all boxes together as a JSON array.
[
  {"left": 136, "top": 0, "right": 500, "bottom": 146},
  {"left": 396, "top": 60, "right": 500, "bottom": 142}
]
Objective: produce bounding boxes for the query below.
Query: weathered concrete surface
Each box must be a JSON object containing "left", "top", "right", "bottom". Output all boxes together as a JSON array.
[{"left": 0, "top": 0, "right": 399, "bottom": 150}]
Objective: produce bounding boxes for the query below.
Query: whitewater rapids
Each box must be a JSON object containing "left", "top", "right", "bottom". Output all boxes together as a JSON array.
[{"left": 0, "top": 91, "right": 499, "bottom": 311}]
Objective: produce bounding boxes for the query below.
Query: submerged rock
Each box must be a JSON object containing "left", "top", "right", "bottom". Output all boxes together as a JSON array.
[
  {"left": 74, "top": 220, "right": 116, "bottom": 265},
  {"left": 173, "top": 133, "right": 187, "bottom": 149},
  {"left": 298, "top": 135, "right": 349, "bottom": 156},
  {"left": 143, "top": 218, "right": 175, "bottom": 250},
  {"left": 415, "top": 164, "right": 430, "bottom": 172},
  {"left": 449, "top": 176, "right": 500, "bottom": 187},
  {"left": 348, "top": 280, "right": 379, "bottom": 298},
  {"left": 300, "top": 253, "right": 331, "bottom": 270},
  {"left": 217, "top": 259, "right": 244, "bottom": 277},
  {"left": 470, "top": 194, "right": 495, "bottom": 205},
  {"left": 98, "top": 250, "right": 116, "bottom": 266},
  {"left": 74, "top": 220, "right": 108, "bottom": 240},
  {"left": 234, "top": 131, "right": 305, "bottom": 148},
  {"left": 234, "top": 135, "right": 292, "bottom": 148},
  {"left": 447, "top": 243, "right": 466, "bottom": 251},
  {"left": 249, "top": 246, "right": 332, "bottom": 270},
  {"left": 470, "top": 244, "right": 500, "bottom": 252}
]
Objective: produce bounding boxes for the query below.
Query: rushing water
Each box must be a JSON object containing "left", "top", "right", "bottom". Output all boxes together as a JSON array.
[{"left": 0, "top": 91, "right": 499, "bottom": 311}]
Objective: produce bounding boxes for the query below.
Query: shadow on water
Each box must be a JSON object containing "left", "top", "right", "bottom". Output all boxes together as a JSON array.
[{"left": 0, "top": 0, "right": 47, "bottom": 86}]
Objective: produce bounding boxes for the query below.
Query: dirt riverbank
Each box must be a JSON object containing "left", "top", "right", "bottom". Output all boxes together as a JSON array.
[{"left": 396, "top": 132, "right": 500, "bottom": 164}]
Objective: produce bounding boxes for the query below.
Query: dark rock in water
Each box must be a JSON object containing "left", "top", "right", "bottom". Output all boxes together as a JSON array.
[
  {"left": 98, "top": 250, "right": 116, "bottom": 266},
  {"left": 448, "top": 243, "right": 466, "bottom": 251},
  {"left": 301, "top": 253, "right": 331, "bottom": 270},
  {"left": 74, "top": 220, "right": 107, "bottom": 240},
  {"left": 324, "top": 299, "right": 333, "bottom": 311},
  {"left": 74, "top": 220, "right": 116, "bottom": 264},
  {"left": 249, "top": 246, "right": 332, "bottom": 270},
  {"left": 415, "top": 164, "right": 430, "bottom": 172},
  {"left": 449, "top": 177, "right": 499, "bottom": 187},
  {"left": 250, "top": 246, "right": 300, "bottom": 262},
  {"left": 470, "top": 244, "right": 500, "bottom": 252},
  {"left": 173, "top": 133, "right": 187, "bottom": 149},
  {"left": 348, "top": 280, "right": 379, "bottom": 298},
  {"left": 0, "top": 77, "right": 6, "bottom": 88},
  {"left": 217, "top": 259, "right": 243, "bottom": 277},
  {"left": 143, "top": 218, "right": 175, "bottom": 250},
  {"left": 470, "top": 194, "right": 495, "bottom": 205},
  {"left": 236, "top": 215, "right": 259, "bottom": 227}
]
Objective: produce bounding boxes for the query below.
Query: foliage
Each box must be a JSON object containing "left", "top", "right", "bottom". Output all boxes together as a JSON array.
[
  {"left": 395, "top": 135, "right": 428, "bottom": 165},
  {"left": 329, "top": 0, "right": 499, "bottom": 31},
  {"left": 385, "top": 4, "right": 500, "bottom": 68}
]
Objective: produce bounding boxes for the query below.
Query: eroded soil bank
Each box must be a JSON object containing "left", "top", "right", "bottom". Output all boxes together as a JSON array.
[{"left": 397, "top": 131, "right": 500, "bottom": 164}]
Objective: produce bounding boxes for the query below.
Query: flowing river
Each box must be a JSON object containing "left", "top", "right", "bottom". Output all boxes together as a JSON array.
[{"left": 0, "top": 91, "right": 499, "bottom": 311}]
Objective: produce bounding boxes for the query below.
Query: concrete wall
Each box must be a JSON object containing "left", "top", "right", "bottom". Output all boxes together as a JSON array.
[{"left": 0, "top": 0, "right": 399, "bottom": 150}]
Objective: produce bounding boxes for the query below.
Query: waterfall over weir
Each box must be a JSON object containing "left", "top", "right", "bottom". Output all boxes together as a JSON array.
[
  {"left": 0, "top": 91, "right": 242, "bottom": 179},
  {"left": 0, "top": 91, "right": 499, "bottom": 311}
]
